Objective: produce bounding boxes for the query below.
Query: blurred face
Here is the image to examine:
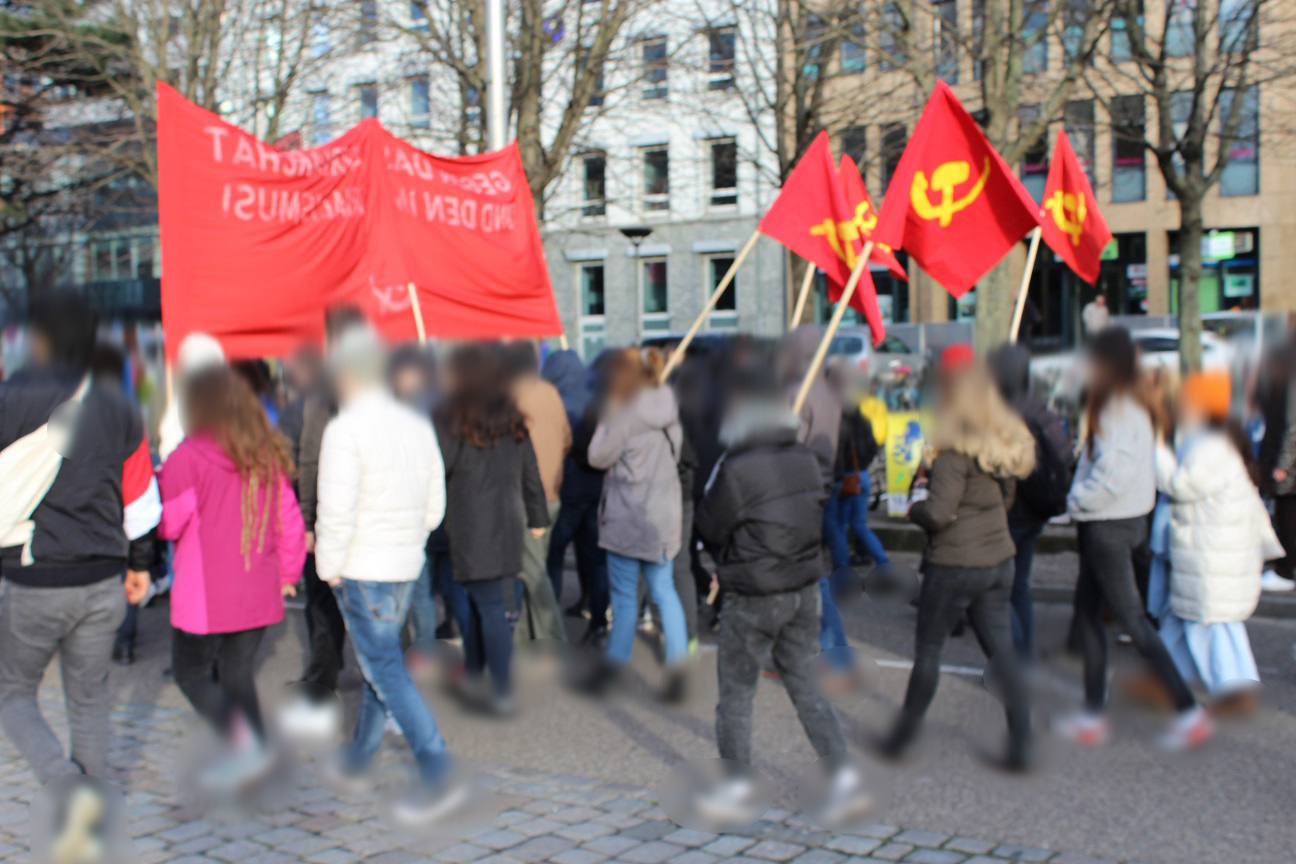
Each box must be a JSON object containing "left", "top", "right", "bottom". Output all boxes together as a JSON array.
[
  {"left": 29, "top": 331, "right": 52, "bottom": 367},
  {"left": 392, "top": 365, "right": 425, "bottom": 401}
]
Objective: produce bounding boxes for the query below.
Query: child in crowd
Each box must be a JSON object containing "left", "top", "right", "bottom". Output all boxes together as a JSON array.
[{"left": 158, "top": 366, "right": 306, "bottom": 781}]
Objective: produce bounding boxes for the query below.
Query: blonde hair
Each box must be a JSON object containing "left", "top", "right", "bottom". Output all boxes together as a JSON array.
[{"left": 928, "top": 364, "right": 1036, "bottom": 480}]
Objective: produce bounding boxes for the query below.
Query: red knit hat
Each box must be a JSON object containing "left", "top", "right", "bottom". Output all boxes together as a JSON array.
[{"left": 938, "top": 343, "right": 976, "bottom": 373}]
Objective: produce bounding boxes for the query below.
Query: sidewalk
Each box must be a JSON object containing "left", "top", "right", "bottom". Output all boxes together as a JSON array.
[{"left": 0, "top": 696, "right": 1139, "bottom": 864}]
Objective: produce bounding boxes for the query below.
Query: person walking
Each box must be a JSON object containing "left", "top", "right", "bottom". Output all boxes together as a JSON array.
[
  {"left": 1081, "top": 294, "right": 1110, "bottom": 337},
  {"left": 587, "top": 348, "right": 689, "bottom": 680},
  {"left": 1257, "top": 343, "right": 1296, "bottom": 592},
  {"left": 314, "top": 327, "right": 450, "bottom": 820},
  {"left": 988, "top": 344, "right": 1073, "bottom": 657},
  {"left": 436, "top": 344, "right": 550, "bottom": 713},
  {"left": 878, "top": 356, "right": 1035, "bottom": 769},
  {"left": 0, "top": 291, "right": 157, "bottom": 784},
  {"left": 158, "top": 367, "right": 306, "bottom": 780},
  {"left": 695, "top": 369, "right": 846, "bottom": 767},
  {"left": 823, "top": 361, "right": 890, "bottom": 574},
  {"left": 542, "top": 349, "right": 609, "bottom": 640},
  {"left": 506, "top": 342, "right": 570, "bottom": 644},
  {"left": 1152, "top": 371, "right": 1280, "bottom": 717},
  {"left": 1057, "top": 327, "right": 1212, "bottom": 750}
]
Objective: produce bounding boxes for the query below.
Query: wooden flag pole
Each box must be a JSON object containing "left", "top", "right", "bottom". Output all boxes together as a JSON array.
[
  {"left": 1010, "top": 227, "right": 1043, "bottom": 343},
  {"left": 660, "top": 229, "right": 760, "bottom": 382},
  {"left": 793, "top": 242, "right": 873, "bottom": 415},
  {"left": 407, "top": 282, "right": 427, "bottom": 345},
  {"left": 558, "top": 333, "right": 570, "bottom": 350},
  {"left": 788, "top": 262, "right": 817, "bottom": 329}
]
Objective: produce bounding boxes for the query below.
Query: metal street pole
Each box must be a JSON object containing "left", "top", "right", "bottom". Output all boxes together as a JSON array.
[
  {"left": 621, "top": 227, "right": 652, "bottom": 343},
  {"left": 485, "top": 0, "right": 507, "bottom": 151}
]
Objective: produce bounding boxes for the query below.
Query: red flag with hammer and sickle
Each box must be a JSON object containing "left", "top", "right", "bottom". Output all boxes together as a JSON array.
[
  {"left": 759, "top": 131, "right": 887, "bottom": 344},
  {"left": 838, "top": 155, "right": 907, "bottom": 283},
  {"left": 872, "top": 81, "right": 1040, "bottom": 298},
  {"left": 1040, "top": 130, "right": 1112, "bottom": 285}
]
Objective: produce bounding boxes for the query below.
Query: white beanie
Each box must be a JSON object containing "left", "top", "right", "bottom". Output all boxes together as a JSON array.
[{"left": 176, "top": 332, "right": 225, "bottom": 378}]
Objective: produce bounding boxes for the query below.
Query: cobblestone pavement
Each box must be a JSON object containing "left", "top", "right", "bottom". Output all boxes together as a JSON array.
[{"left": 0, "top": 698, "right": 1143, "bottom": 864}]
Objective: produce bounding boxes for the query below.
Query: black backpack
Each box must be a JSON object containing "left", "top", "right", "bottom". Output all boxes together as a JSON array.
[{"left": 1017, "top": 406, "right": 1072, "bottom": 520}]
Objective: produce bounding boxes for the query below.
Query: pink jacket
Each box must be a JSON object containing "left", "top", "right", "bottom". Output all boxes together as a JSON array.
[{"left": 159, "top": 434, "right": 306, "bottom": 635}]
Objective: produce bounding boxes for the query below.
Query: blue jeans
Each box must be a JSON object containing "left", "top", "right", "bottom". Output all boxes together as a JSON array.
[
  {"left": 1008, "top": 521, "right": 1043, "bottom": 656},
  {"left": 824, "top": 472, "right": 890, "bottom": 571},
  {"left": 546, "top": 500, "right": 608, "bottom": 627},
  {"left": 818, "top": 576, "right": 849, "bottom": 661},
  {"left": 462, "top": 578, "right": 513, "bottom": 697},
  {"left": 332, "top": 579, "right": 449, "bottom": 785},
  {"left": 605, "top": 552, "right": 687, "bottom": 665}
]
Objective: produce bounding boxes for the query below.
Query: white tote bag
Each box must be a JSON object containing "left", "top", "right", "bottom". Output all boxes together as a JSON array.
[{"left": 0, "top": 378, "right": 90, "bottom": 564}]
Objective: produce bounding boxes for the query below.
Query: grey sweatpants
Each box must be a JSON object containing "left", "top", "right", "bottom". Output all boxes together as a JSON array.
[
  {"left": 715, "top": 583, "right": 845, "bottom": 765},
  {"left": 0, "top": 578, "right": 125, "bottom": 783}
]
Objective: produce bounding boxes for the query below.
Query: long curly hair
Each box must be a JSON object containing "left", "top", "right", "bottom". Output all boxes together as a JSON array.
[
  {"left": 183, "top": 367, "right": 294, "bottom": 568},
  {"left": 928, "top": 363, "right": 1036, "bottom": 480},
  {"left": 438, "top": 342, "right": 528, "bottom": 449}
]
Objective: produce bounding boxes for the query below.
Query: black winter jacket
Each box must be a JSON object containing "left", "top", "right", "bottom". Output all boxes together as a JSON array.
[
  {"left": 834, "top": 408, "right": 880, "bottom": 482},
  {"left": 0, "top": 369, "right": 153, "bottom": 586},
  {"left": 695, "top": 423, "right": 826, "bottom": 596},
  {"left": 436, "top": 420, "right": 550, "bottom": 584}
]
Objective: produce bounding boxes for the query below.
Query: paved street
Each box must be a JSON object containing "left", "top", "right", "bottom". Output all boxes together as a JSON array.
[{"left": 2, "top": 552, "right": 1295, "bottom": 864}]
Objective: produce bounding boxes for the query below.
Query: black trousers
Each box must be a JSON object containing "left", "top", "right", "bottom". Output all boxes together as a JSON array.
[
  {"left": 173, "top": 626, "right": 267, "bottom": 737},
  {"left": 1272, "top": 496, "right": 1296, "bottom": 580},
  {"left": 1073, "top": 518, "right": 1196, "bottom": 713},
  {"left": 300, "top": 552, "right": 345, "bottom": 691},
  {"left": 890, "top": 560, "right": 1029, "bottom": 758}
]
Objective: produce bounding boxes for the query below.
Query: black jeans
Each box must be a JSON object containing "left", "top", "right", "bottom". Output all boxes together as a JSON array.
[
  {"left": 1008, "top": 521, "right": 1043, "bottom": 656},
  {"left": 546, "top": 499, "right": 609, "bottom": 628},
  {"left": 462, "top": 578, "right": 513, "bottom": 698},
  {"left": 889, "top": 561, "right": 1029, "bottom": 757},
  {"left": 1074, "top": 518, "right": 1195, "bottom": 713},
  {"left": 1272, "top": 496, "right": 1296, "bottom": 580},
  {"left": 172, "top": 627, "right": 267, "bottom": 737},
  {"left": 301, "top": 552, "right": 345, "bottom": 691},
  {"left": 716, "top": 584, "right": 845, "bottom": 765}
]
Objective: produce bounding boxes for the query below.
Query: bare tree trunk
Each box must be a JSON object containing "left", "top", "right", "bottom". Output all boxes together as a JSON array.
[{"left": 1177, "top": 194, "right": 1205, "bottom": 373}]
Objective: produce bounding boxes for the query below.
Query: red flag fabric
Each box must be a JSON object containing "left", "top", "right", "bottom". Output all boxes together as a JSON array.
[
  {"left": 156, "top": 82, "right": 560, "bottom": 360},
  {"left": 872, "top": 81, "right": 1041, "bottom": 298},
  {"left": 1040, "top": 130, "right": 1112, "bottom": 285},
  {"left": 837, "top": 155, "right": 907, "bottom": 283},
  {"left": 758, "top": 132, "right": 886, "bottom": 345}
]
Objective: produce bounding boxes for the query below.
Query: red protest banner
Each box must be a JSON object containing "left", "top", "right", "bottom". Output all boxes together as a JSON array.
[{"left": 156, "top": 82, "right": 561, "bottom": 359}]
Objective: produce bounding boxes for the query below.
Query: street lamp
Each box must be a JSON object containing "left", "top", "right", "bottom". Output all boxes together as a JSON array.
[{"left": 621, "top": 227, "right": 653, "bottom": 342}]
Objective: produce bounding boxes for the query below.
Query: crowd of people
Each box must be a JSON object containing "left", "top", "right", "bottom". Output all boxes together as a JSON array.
[{"left": 1, "top": 289, "right": 1291, "bottom": 831}]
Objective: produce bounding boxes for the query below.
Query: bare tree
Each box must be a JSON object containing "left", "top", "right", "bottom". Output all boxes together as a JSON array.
[{"left": 1087, "top": 0, "right": 1294, "bottom": 371}]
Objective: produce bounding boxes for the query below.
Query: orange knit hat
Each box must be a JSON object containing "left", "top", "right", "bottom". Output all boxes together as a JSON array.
[{"left": 1181, "top": 370, "right": 1231, "bottom": 420}]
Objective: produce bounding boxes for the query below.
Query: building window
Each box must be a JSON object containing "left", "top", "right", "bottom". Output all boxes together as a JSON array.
[
  {"left": 642, "top": 258, "right": 670, "bottom": 332},
  {"left": 1023, "top": 0, "right": 1048, "bottom": 74},
  {"left": 879, "top": 3, "right": 908, "bottom": 71},
  {"left": 709, "top": 139, "right": 738, "bottom": 207},
  {"left": 1221, "top": 0, "right": 1257, "bottom": 53},
  {"left": 1219, "top": 85, "right": 1259, "bottom": 197},
  {"left": 708, "top": 26, "right": 736, "bottom": 90},
  {"left": 1167, "top": 90, "right": 1194, "bottom": 190},
  {"left": 358, "top": 0, "right": 378, "bottom": 46},
  {"left": 465, "top": 85, "right": 481, "bottom": 129},
  {"left": 1165, "top": 0, "right": 1193, "bottom": 57},
  {"left": 311, "top": 12, "right": 330, "bottom": 57},
  {"left": 411, "top": 0, "right": 428, "bottom": 32},
  {"left": 1019, "top": 105, "right": 1047, "bottom": 203},
  {"left": 358, "top": 84, "right": 378, "bottom": 120},
  {"left": 578, "top": 49, "right": 606, "bottom": 107},
  {"left": 841, "top": 18, "right": 866, "bottom": 73},
  {"left": 972, "top": 0, "right": 984, "bottom": 80},
  {"left": 881, "top": 123, "right": 906, "bottom": 196},
  {"left": 311, "top": 91, "right": 332, "bottom": 145},
  {"left": 707, "top": 256, "right": 738, "bottom": 329},
  {"left": 802, "top": 14, "right": 828, "bottom": 80},
  {"left": 642, "top": 147, "right": 669, "bottom": 212},
  {"left": 578, "top": 263, "right": 606, "bottom": 358},
  {"left": 410, "top": 76, "right": 430, "bottom": 128},
  {"left": 641, "top": 36, "right": 668, "bottom": 100},
  {"left": 1111, "top": 95, "right": 1145, "bottom": 202},
  {"left": 1065, "top": 99, "right": 1095, "bottom": 188},
  {"left": 1063, "top": 0, "right": 1088, "bottom": 62},
  {"left": 934, "top": 0, "right": 959, "bottom": 84},
  {"left": 1111, "top": 0, "right": 1142, "bottom": 61},
  {"left": 842, "top": 126, "right": 866, "bottom": 172},
  {"left": 582, "top": 152, "right": 606, "bottom": 217}
]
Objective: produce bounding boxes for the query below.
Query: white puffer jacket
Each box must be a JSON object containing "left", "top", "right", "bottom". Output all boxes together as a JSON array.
[
  {"left": 315, "top": 388, "right": 445, "bottom": 583},
  {"left": 1155, "top": 432, "right": 1283, "bottom": 624}
]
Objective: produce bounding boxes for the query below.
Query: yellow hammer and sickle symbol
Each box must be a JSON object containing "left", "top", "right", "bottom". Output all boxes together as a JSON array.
[
  {"left": 910, "top": 157, "right": 990, "bottom": 227},
  {"left": 1043, "top": 189, "right": 1087, "bottom": 246},
  {"left": 809, "top": 201, "right": 878, "bottom": 268}
]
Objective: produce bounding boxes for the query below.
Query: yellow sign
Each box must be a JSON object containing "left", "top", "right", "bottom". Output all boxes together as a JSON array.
[
  {"left": 884, "top": 411, "right": 927, "bottom": 518},
  {"left": 910, "top": 157, "right": 990, "bottom": 227},
  {"left": 1044, "top": 189, "right": 1087, "bottom": 246}
]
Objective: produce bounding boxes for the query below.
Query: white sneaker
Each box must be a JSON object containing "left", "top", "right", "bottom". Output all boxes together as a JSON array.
[
  {"left": 1157, "top": 705, "right": 1214, "bottom": 751},
  {"left": 818, "top": 764, "right": 876, "bottom": 828},
  {"left": 1261, "top": 570, "right": 1295, "bottom": 592},
  {"left": 390, "top": 780, "right": 471, "bottom": 828},
  {"left": 1051, "top": 711, "right": 1111, "bottom": 747},
  {"left": 694, "top": 776, "right": 764, "bottom": 827},
  {"left": 277, "top": 697, "right": 342, "bottom": 746}
]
